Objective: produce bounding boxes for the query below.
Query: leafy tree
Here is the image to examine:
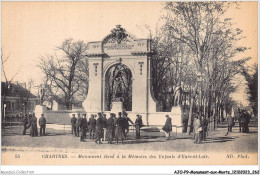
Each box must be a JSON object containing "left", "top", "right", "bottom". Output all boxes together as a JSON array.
[{"left": 241, "top": 65, "right": 258, "bottom": 116}]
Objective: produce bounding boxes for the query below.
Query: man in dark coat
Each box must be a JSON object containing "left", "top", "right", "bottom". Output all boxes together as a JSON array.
[
  {"left": 106, "top": 113, "right": 115, "bottom": 144},
  {"left": 115, "top": 112, "right": 125, "bottom": 144},
  {"left": 123, "top": 112, "right": 134, "bottom": 138},
  {"left": 80, "top": 114, "right": 88, "bottom": 142},
  {"left": 102, "top": 114, "right": 107, "bottom": 141},
  {"left": 39, "top": 113, "right": 47, "bottom": 136},
  {"left": 135, "top": 114, "right": 143, "bottom": 138},
  {"left": 95, "top": 113, "right": 103, "bottom": 144},
  {"left": 201, "top": 115, "right": 208, "bottom": 141},
  {"left": 29, "top": 113, "right": 38, "bottom": 137},
  {"left": 76, "top": 113, "right": 82, "bottom": 137},
  {"left": 71, "top": 114, "right": 77, "bottom": 135},
  {"left": 21, "top": 114, "right": 29, "bottom": 135},
  {"left": 227, "top": 115, "right": 234, "bottom": 132},
  {"left": 162, "top": 114, "right": 172, "bottom": 140},
  {"left": 88, "top": 114, "right": 96, "bottom": 139}
]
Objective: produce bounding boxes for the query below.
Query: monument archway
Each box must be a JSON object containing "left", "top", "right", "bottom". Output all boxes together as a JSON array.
[
  {"left": 105, "top": 63, "right": 132, "bottom": 111},
  {"left": 83, "top": 24, "right": 164, "bottom": 125}
]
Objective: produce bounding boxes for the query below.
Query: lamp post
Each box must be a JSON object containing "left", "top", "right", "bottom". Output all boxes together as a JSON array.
[{"left": 23, "top": 103, "right": 25, "bottom": 114}]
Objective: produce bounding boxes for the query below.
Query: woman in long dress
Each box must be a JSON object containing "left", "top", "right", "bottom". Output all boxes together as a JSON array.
[
  {"left": 29, "top": 113, "right": 38, "bottom": 137},
  {"left": 194, "top": 116, "right": 202, "bottom": 144},
  {"left": 162, "top": 115, "right": 172, "bottom": 140}
]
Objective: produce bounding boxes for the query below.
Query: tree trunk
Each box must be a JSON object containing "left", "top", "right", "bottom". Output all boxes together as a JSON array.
[{"left": 187, "top": 85, "right": 197, "bottom": 135}]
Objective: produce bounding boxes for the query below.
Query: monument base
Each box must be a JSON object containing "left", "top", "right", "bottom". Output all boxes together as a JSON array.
[
  {"left": 34, "top": 105, "right": 48, "bottom": 126},
  {"left": 171, "top": 105, "right": 183, "bottom": 133},
  {"left": 110, "top": 102, "right": 123, "bottom": 116}
]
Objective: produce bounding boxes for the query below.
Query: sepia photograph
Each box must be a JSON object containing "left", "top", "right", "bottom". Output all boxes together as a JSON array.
[{"left": 1, "top": 0, "right": 258, "bottom": 170}]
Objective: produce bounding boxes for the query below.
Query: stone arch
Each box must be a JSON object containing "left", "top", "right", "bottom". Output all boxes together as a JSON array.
[
  {"left": 104, "top": 60, "right": 135, "bottom": 79},
  {"left": 104, "top": 63, "right": 133, "bottom": 111}
]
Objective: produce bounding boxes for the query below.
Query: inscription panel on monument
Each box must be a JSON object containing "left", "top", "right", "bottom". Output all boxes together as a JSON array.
[{"left": 103, "top": 39, "right": 148, "bottom": 56}]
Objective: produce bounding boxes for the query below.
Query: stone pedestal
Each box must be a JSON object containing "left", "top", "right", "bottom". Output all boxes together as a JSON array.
[
  {"left": 171, "top": 105, "right": 183, "bottom": 133},
  {"left": 110, "top": 102, "right": 123, "bottom": 116},
  {"left": 34, "top": 105, "right": 47, "bottom": 124}
]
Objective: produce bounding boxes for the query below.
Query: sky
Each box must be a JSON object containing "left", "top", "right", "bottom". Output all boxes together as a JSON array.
[{"left": 1, "top": 1, "right": 258, "bottom": 105}]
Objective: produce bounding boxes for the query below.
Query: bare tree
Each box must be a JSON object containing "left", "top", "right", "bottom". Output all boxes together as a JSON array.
[{"left": 38, "top": 39, "right": 88, "bottom": 110}]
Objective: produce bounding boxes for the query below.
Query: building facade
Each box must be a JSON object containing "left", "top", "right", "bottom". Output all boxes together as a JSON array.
[{"left": 1, "top": 82, "right": 38, "bottom": 121}]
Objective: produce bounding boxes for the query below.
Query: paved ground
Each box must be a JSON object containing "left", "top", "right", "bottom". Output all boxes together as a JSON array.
[{"left": 1, "top": 122, "right": 258, "bottom": 153}]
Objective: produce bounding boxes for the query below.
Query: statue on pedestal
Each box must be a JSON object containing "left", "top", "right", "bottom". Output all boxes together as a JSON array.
[
  {"left": 39, "top": 85, "right": 46, "bottom": 106},
  {"left": 173, "top": 83, "right": 182, "bottom": 106}
]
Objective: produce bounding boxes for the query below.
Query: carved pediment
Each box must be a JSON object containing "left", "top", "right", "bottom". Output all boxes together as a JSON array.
[{"left": 103, "top": 25, "right": 135, "bottom": 44}]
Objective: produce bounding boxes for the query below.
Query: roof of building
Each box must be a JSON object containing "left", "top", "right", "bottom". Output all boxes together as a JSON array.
[{"left": 1, "top": 82, "right": 37, "bottom": 98}]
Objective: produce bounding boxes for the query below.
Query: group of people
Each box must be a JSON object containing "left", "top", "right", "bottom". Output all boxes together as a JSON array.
[
  {"left": 21, "top": 113, "right": 47, "bottom": 137},
  {"left": 192, "top": 109, "right": 252, "bottom": 143},
  {"left": 193, "top": 114, "right": 208, "bottom": 144},
  {"left": 227, "top": 109, "right": 251, "bottom": 134},
  {"left": 237, "top": 109, "right": 251, "bottom": 133},
  {"left": 71, "top": 112, "right": 144, "bottom": 144}
]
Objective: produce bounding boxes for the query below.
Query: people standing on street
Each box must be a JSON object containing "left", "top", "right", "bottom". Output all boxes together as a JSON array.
[
  {"left": 123, "top": 112, "right": 134, "bottom": 138},
  {"left": 95, "top": 113, "right": 103, "bottom": 144},
  {"left": 225, "top": 114, "right": 234, "bottom": 136},
  {"left": 76, "top": 113, "right": 82, "bottom": 137},
  {"left": 80, "top": 114, "right": 88, "bottom": 142},
  {"left": 194, "top": 115, "right": 202, "bottom": 144},
  {"left": 71, "top": 114, "right": 77, "bottom": 135},
  {"left": 39, "top": 113, "right": 47, "bottom": 136},
  {"left": 201, "top": 115, "right": 208, "bottom": 141},
  {"left": 88, "top": 114, "right": 96, "bottom": 139},
  {"left": 102, "top": 114, "right": 107, "bottom": 141},
  {"left": 135, "top": 114, "right": 143, "bottom": 138},
  {"left": 29, "top": 113, "right": 38, "bottom": 137},
  {"left": 106, "top": 113, "right": 115, "bottom": 144},
  {"left": 21, "top": 114, "right": 29, "bottom": 135},
  {"left": 115, "top": 112, "right": 125, "bottom": 144}
]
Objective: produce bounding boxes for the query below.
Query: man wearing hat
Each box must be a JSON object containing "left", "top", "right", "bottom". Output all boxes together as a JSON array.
[
  {"left": 39, "top": 113, "right": 47, "bottom": 136},
  {"left": 135, "top": 114, "right": 143, "bottom": 138},
  {"left": 115, "top": 112, "right": 125, "bottom": 144},
  {"left": 123, "top": 111, "right": 134, "bottom": 138},
  {"left": 76, "top": 113, "right": 82, "bottom": 137},
  {"left": 21, "top": 114, "right": 29, "bottom": 135},
  {"left": 80, "top": 114, "right": 88, "bottom": 142},
  {"left": 106, "top": 113, "right": 115, "bottom": 144},
  {"left": 95, "top": 113, "right": 103, "bottom": 144},
  {"left": 225, "top": 114, "right": 234, "bottom": 136},
  {"left": 71, "top": 114, "right": 77, "bottom": 135},
  {"left": 88, "top": 114, "right": 96, "bottom": 139}
]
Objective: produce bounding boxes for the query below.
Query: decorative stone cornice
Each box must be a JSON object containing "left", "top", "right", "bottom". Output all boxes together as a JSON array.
[
  {"left": 85, "top": 53, "right": 107, "bottom": 57},
  {"left": 131, "top": 51, "right": 154, "bottom": 56}
]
